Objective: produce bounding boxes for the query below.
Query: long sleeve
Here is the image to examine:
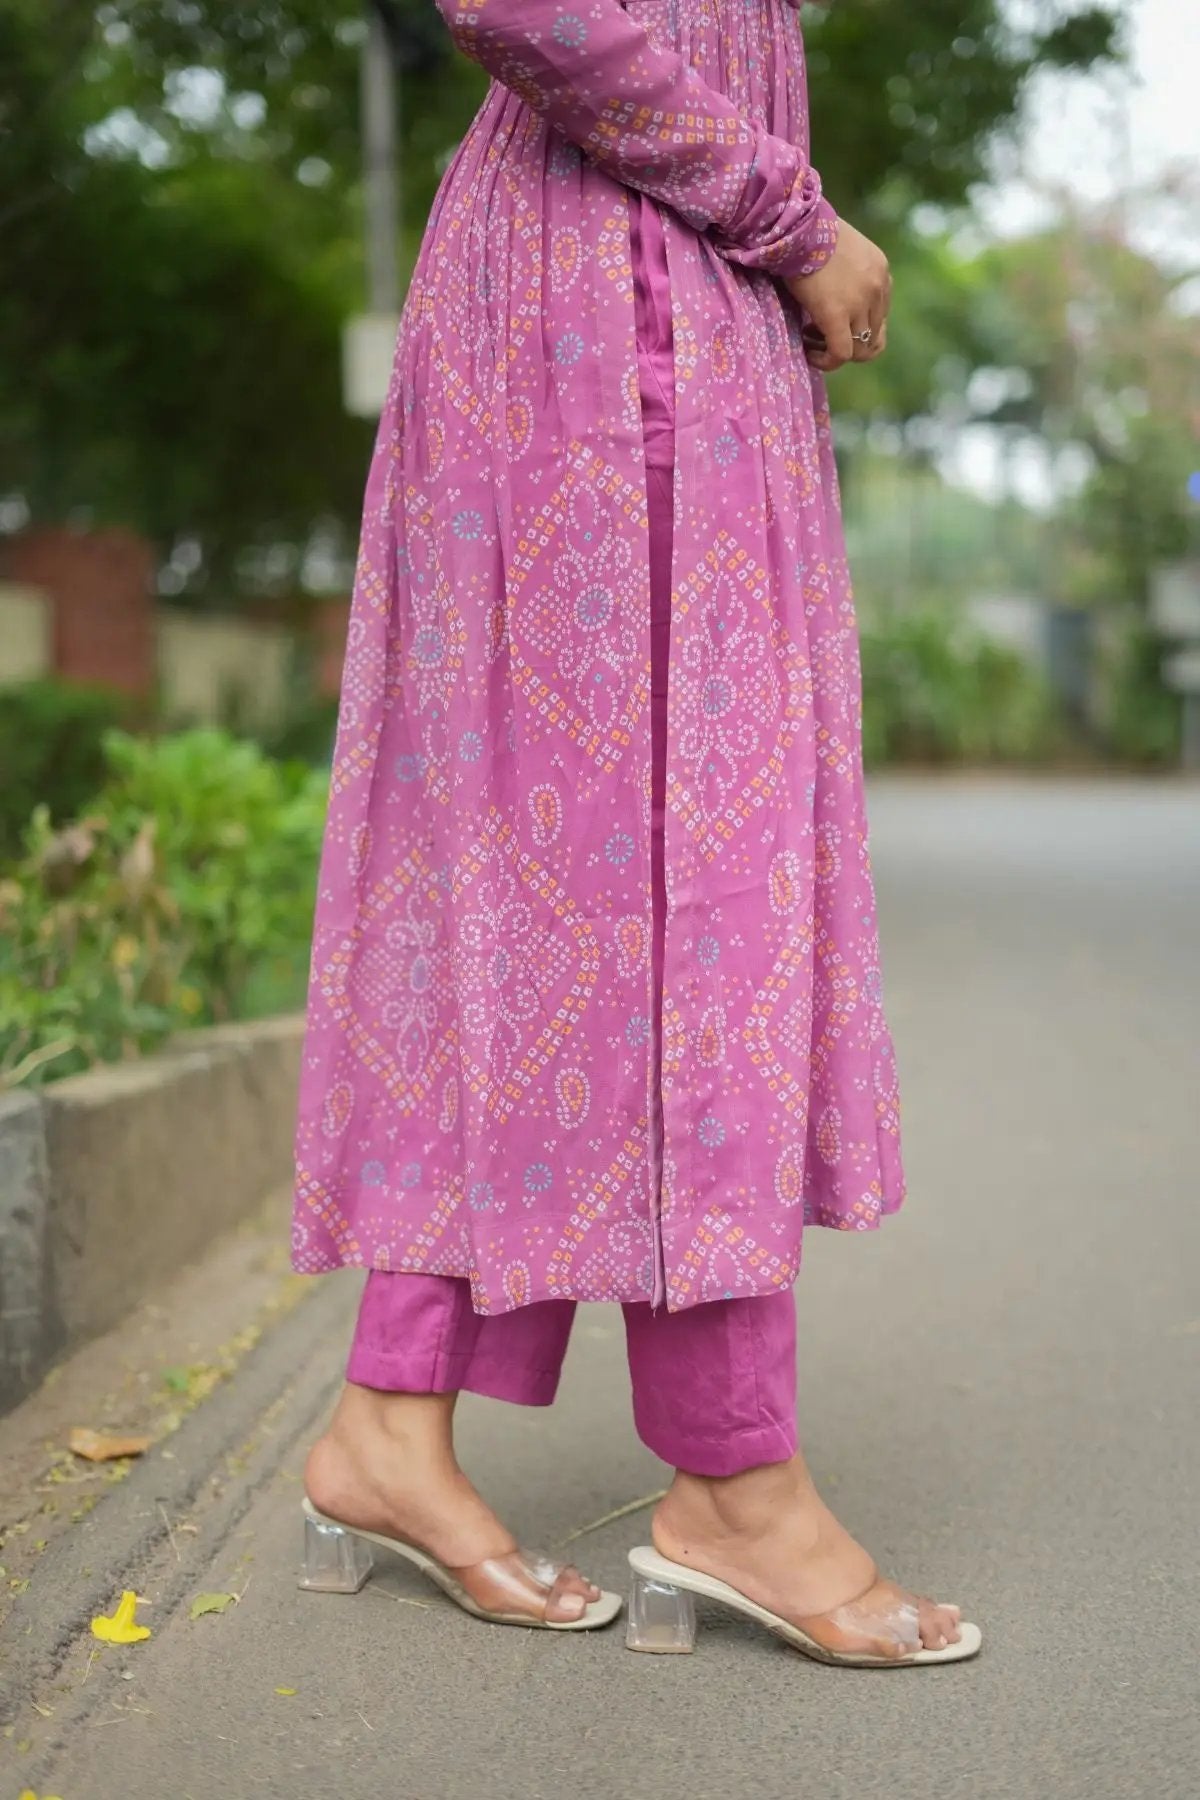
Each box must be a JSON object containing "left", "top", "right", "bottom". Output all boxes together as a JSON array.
[{"left": 437, "top": 0, "right": 839, "bottom": 280}]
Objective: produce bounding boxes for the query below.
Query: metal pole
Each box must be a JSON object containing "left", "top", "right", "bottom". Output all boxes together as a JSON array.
[{"left": 361, "top": 5, "right": 399, "bottom": 315}]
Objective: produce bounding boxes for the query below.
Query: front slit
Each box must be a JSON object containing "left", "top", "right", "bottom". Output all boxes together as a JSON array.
[{"left": 629, "top": 189, "right": 676, "bottom": 1310}]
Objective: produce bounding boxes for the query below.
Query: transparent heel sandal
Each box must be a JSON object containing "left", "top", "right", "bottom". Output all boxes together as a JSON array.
[
  {"left": 298, "top": 1498, "right": 622, "bottom": 1629},
  {"left": 624, "top": 1546, "right": 981, "bottom": 1667},
  {"left": 625, "top": 1569, "right": 697, "bottom": 1654},
  {"left": 299, "top": 1508, "right": 375, "bottom": 1594}
]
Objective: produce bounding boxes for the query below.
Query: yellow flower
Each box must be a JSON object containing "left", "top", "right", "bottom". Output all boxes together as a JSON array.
[
  {"left": 90, "top": 1589, "right": 151, "bottom": 1644},
  {"left": 19, "top": 1791, "right": 65, "bottom": 1799}
]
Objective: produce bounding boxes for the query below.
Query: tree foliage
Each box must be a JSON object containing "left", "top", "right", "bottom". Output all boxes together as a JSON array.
[{"left": 0, "top": 0, "right": 1123, "bottom": 589}]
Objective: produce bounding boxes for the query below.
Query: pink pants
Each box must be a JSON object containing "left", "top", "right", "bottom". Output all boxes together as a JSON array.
[{"left": 347, "top": 198, "right": 799, "bottom": 1479}]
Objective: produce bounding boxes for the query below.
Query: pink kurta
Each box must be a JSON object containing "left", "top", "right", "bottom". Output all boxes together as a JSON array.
[{"left": 293, "top": 0, "right": 906, "bottom": 1314}]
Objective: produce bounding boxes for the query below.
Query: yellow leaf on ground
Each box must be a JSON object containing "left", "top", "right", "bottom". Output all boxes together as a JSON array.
[
  {"left": 91, "top": 1590, "right": 151, "bottom": 1644},
  {"left": 274, "top": 1687, "right": 297, "bottom": 1696},
  {"left": 69, "top": 1428, "right": 152, "bottom": 1463}
]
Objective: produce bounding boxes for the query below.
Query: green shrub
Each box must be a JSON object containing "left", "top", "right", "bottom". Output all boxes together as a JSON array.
[
  {"left": 860, "top": 606, "right": 1063, "bottom": 767},
  {"left": 1097, "top": 622, "right": 1181, "bottom": 767},
  {"left": 0, "top": 679, "right": 128, "bottom": 863},
  {"left": 259, "top": 694, "right": 341, "bottom": 766},
  {"left": 0, "top": 728, "right": 327, "bottom": 1089}
]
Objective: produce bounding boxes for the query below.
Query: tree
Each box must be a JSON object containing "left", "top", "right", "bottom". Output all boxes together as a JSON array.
[
  {"left": 967, "top": 201, "right": 1199, "bottom": 605},
  {"left": 0, "top": 0, "right": 1124, "bottom": 593}
]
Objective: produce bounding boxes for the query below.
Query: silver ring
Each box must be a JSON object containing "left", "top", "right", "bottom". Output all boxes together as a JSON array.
[{"left": 853, "top": 327, "right": 873, "bottom": 345}]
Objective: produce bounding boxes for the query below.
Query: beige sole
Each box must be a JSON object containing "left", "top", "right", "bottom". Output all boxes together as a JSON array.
[
  {"left": 302, "top": 1500, "right": 622, "bottom": 1630},
  {"left": 629, "top": 1546, "right": 982, "bottom": 1667}
]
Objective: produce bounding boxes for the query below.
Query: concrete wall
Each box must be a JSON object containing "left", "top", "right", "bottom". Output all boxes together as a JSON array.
[
  {"left": 0, "top": 529, "right": 347, "bottom": 718},
  {"left": 0, "top": 1092, "right": 56, "bottom": 1406},
  {"left": 3, "top": 527, "right": 156, "bottom": 695},
  {"left": 0, "top": 1015, "right": 304, "bottom": 1416},
  {"left": 0, "top": 583, "right": 52, "bottom": 683},
  {"left": 157, "top": 611, "right": 296, "bottom": 730}
]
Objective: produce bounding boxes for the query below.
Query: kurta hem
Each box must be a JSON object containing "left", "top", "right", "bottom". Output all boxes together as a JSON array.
[{"left": 293, "top": 1184, "right": 900, "bottom": 1316}]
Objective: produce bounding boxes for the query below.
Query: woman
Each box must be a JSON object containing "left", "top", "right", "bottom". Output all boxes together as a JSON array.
[{"left": 293, "top": 0, "right": 980, "bottom": 1665}]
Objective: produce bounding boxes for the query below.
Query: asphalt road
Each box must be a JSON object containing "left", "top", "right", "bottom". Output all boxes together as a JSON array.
[{"left": 17, "top": 776, "right": 1200, "bottom": 1800}]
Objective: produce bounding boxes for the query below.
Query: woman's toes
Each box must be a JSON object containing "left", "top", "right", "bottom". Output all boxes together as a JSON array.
[
  {"left": 560, "top": 1564, "right": 599, "bottom": 1600},
  {"left": 912, "top": 1597, "right": 963, "bottom": 1649},
  {"left": 547, "top": 1588, "right": 587, "bottom": 1622}
]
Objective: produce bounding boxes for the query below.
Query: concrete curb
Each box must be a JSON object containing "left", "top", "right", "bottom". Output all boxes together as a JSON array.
[
  {"left": 0, "top": 1091, "right": 56, "bottom": 1408},
  {"left": 0, "top": 1267, "right": 357, "bottom": 1726},
  {"left": 0, "top": 1014, "right": 305, "bottom": 1414}
]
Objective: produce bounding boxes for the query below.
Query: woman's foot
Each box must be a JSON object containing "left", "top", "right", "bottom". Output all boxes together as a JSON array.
[
  {"left": 652, "top": 1453, "right": 963, "bottom": 1660},
  {"left": 305, "top": 1383, "right": 601, "bottom": 1622}
]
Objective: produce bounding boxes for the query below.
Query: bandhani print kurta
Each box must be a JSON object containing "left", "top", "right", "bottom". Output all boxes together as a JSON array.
[{"left": 293, "top": 0, "right": 906, "bottom": 1314}]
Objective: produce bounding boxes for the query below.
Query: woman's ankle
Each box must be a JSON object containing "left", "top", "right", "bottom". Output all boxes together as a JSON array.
[
  {"left": 654, "top": 1457, "right": 814, "bottom": 1556},
  {"left": 306, "top": 1385, "right": 459, "bottom": 1510},
  {"left": 330, "top": 1381, "right": 458, "bottom": 1448}
]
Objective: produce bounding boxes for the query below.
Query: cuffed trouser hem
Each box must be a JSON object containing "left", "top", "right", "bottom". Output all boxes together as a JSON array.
[
  {"left": 630, "top": 1410, "right": 798, "bottom": 1479},
  {"left": 345, "top": 1343, "right": 565, "bottom": 1408}
]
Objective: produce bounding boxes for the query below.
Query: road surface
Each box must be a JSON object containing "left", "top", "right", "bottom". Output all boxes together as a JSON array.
[{"left": 9, "top": 776, "right": 1199, "bottom": 1800}]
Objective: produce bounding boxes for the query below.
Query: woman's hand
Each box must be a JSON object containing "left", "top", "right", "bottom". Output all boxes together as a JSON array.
[{"left": 785, "top": 220, "right": 892, "bottom": 373}]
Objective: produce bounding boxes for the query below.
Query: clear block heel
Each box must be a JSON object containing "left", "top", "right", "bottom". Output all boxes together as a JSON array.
[
  {"left": 625, "top": 1570, "right": 697, "bottom": 1653},
  {"left": 298, "top": 1510, "right": 375, "bottom": 1594}
]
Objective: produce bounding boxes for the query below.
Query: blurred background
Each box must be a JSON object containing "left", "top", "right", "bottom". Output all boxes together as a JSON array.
[
  {"left": 2, "top": 10, "right": 1199, "bottom": 1794},
  {"left": 0, "top": 0, "right": 1196, "bottom": 1085}
]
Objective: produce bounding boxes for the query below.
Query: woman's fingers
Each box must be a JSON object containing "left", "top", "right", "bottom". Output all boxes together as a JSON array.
[
  {"left": 789, "top": 219, "right": 892, "bottom": 371},
  {"left": 851, "top": 272, "right": 892, "bottom": 362},
  {"left": 805, "top": 306, "right": 854, "bottom": 371}
]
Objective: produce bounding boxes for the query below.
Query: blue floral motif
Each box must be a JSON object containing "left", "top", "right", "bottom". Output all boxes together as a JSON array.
[
  {"left": 394, "top": 753, "right": 425, "bottom": 783},
  {"left": 452, "top": 509, "right": 484, "bottom": 540},
  {"left": 555, "top": 331, "right": 585, "bottom": 366},
  {"left": 713, "top": 431, "right": 739, "bottom": 465},
  {"left": 625, "top": 1014, "right": 650, "bottom": 1046},
  {"left": 458, "top": 730, "right": 483, "bottom": 761},
  {"left": 409, "top": 954, "right": 430, "bottom": 994},
  {"left": 702, "top": 675, "right": 733, "bottom": 716},
  {"left": 697, "top": 934, "right": 721, "bottom": 966},
  {"left": 605, "top": 829, "right": 635, "bottom": 866},
  {"left": 400, "top": 1161, "right": 422, "bottom": 1188},
  {"left": 697, "top": 1114, "right": 726, "bottom": 1149},
  {"left": 361, "top": 1159, "right": 387, "bottom": 1187},
  {"left": 523, "top": 1161, "right": 553, "bottom": 1194},
  {"left": 469, "top": 1181, "right": 494, "bottom": 1211},
  {"left": 575, "top": 585, "right": 613, "bottom": 629},
  {"left": 547, "top": 140, "right": 580, "bottom": 179},
  {"left": 412, "top": 626, "right": 445, "bottom": 666},
  {"left": 553, "top": 12, "right": 587, "bottom": 47}
]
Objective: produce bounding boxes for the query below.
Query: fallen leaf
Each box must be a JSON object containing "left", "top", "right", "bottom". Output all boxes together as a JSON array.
[
  {"left": 274, "top": 1687, "right": 297, "bottom": 1697},
  {"left": 69, "top": 1428, "right": 152, "bottom": 1464},
  {"left": 91, "top": 1591, "right": 151, "bottom": 1645},
  {"left": 189, "top": 1592, "right": 237, "bottom": 1620}
]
